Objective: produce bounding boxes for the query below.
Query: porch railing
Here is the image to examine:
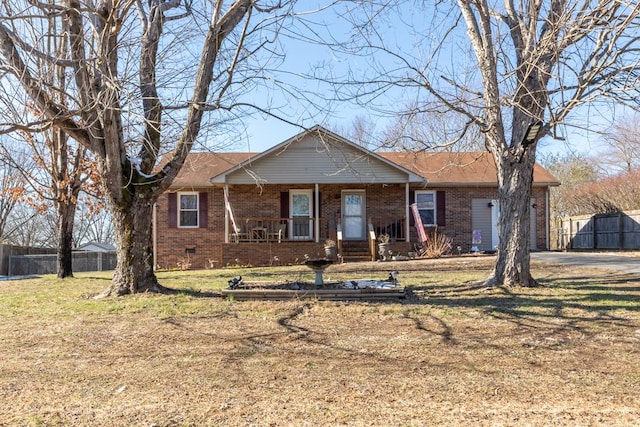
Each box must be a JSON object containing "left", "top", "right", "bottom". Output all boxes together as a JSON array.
[
  {"left": 228, "top": 217, "right": 329, "bottom": 243},
  {"left": 369, "top": 216, "right": 407, "bottom": 242},
  {"left": 228, "top": 216, "right": 406, "bottom": 244}
]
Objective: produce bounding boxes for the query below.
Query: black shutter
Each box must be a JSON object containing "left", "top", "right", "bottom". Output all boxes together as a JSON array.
[
  {"left": 199, "top": 192, "right": 208, "bottom": 228},
  {"left": 168, "top": 193, "right": 177, "bottom": 228},
  {"left": 436, "top": 191, "right": 446, "bottom": 227},
  {"left": 280, "top": 192, "right": 289, "bottom": 221}
]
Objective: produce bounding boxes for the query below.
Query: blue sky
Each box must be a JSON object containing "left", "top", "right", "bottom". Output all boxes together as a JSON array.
[{"left": 228, "top": 2, "right": 614, "bottom": 159}]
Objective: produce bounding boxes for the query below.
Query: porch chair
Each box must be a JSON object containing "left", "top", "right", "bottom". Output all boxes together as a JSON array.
[
  {"left": 268, "top": 223, "right": 287, "bottom": 243},
  {"left": 231, "top": 223, "right": 250, "bottom": 243}
]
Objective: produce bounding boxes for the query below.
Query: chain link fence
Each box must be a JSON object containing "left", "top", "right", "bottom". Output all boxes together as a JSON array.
[{"left": 8, "top": 251, "right": 117, "bottom": 276}]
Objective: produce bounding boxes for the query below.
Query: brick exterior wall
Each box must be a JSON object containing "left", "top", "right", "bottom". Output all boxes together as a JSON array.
[
  {"left": 154, "top": 184, "right": 550, "bottom": 269},
  {"left": 414, "top": 186, "right": 548, "bottom": 253},
  {"left": 155, "top": 186, "right": 225, "bottom": 270}
]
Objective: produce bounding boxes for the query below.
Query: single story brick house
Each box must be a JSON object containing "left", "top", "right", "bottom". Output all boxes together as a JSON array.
[{"left": 153, "top": 125, "right": 560, "bottom": 269}]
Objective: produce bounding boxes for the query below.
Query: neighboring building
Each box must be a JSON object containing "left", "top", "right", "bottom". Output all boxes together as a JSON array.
[
  {"left": 153, "top": 126, "right": 560, "bottom": 269},
  {"left": 77, "top": 242, "right": 116, "bottom": 252}
]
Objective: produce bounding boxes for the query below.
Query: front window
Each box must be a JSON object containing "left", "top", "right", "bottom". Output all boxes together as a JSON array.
[
  {"left": 179, "top": 193, "right": 198, "bottom": 228},
  {"left": 415, "top": 191, "right": 435, "bottom": 226}
]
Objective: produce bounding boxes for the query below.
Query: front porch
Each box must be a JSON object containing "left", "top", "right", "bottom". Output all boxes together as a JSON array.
[
  {"left": 226, "top": 216, "right": 408, "bottom": 244},
  {"left": 221, "top": 216, "right": 411, "bottom": 267}
]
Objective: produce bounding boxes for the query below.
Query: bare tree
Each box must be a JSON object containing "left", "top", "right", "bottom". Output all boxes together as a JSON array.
[
  {"left": 328, "top": 1, "right": 640, "bottom": 286},
  {"left": 0, "top": 147, "right": 28, "bottom": 240},
  {"left": 2, "top": 203, "right": 55, "bottom": 248},
  {"left": 73, "top": 196, "right": 114, "bottom": 248},
  {"left": 1, "top": 129, "right": 93, "bottom": 278},
  {"left": 570, "top": 169, "right": 640, "bottom": 213},
  {"left": 0, "top": 142, "right": 63, "bottom": 249},
  {"left": 539, "top": 152, "right": 601, "bottom": 219},
  {"left": 380, "top": 108, "right": 485, "bottom": 152},
  {"left": 0, "top": 1, "right": 297, "bottom": 295},
  {"left": 331, "top": 115, "right": 377, "bottom": 149},
  {"left": 600, "top": 112, "right": 640, "bottom": 174},
  {"left": 0, "top": 13, "right": 95, "bottom": 279}
]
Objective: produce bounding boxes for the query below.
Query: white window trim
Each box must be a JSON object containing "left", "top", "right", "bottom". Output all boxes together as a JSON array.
[
  {"left": 178, "top": 192, "right": 199, "bottom": 228},
  {"left": 415, "top": 190, "right": 436, "bottom": 227}
]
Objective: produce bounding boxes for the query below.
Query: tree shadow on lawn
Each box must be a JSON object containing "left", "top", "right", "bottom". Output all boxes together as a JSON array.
[
  {"left": 163, "top": 269, "right": 640, "bottom": 360},
  {"left": 408, "top": 272, "right": 640, "bottom": 312},
  {"left": 399, "top": 272, "right": 640, "bottom": 349}
]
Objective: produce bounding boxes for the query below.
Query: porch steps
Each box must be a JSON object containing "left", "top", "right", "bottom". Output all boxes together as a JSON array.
[{"left": 340, "top": 241, "right": 373, "bottom": 263}]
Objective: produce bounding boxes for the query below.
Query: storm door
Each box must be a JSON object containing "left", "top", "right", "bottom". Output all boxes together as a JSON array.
[
  {"left": 290, "top": 190, "right": 313, "bottom": 240},
  {"left": 342, "top": 190, "right": 366, "bottom": 240}
]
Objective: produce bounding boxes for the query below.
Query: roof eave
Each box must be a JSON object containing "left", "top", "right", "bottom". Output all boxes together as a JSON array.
[{"left": 169, "top": 182, "right": 215, "bottom": 189}]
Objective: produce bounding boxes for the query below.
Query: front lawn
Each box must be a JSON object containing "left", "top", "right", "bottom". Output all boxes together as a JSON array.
[{"left": 1, "top": 256, "right": 639, "bottom": 426}]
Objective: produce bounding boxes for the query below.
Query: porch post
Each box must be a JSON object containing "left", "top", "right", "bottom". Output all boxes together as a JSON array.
[
  {"left": 315, "top": 183, "right": 320, "bottom": 242},
  {"left": 405, "top": 182, "right": 410, "bottom": 242},
  {"left": 224, "top": 184, "right": 230, "bottom": 244}
]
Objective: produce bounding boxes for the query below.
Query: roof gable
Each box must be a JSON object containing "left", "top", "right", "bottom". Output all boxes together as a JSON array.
[{"left": 210, "top": 125, "right": 425, "bottom": 185}]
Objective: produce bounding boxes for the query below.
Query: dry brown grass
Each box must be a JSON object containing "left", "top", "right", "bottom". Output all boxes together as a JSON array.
[{"left": 1, "top": 256, "right": 640, "bottom": 426}]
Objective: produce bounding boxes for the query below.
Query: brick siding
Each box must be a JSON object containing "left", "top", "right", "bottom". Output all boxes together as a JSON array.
[{"left": 154, "top": 184, "right": 550, "bottom": 269}]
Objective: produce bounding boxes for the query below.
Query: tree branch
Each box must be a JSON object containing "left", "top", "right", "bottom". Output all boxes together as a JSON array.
[{"left": 0, "top": 23, "right": 90, "bottom": 146}]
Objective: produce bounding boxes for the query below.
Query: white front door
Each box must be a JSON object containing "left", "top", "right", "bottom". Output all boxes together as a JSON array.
[
  {"left": 342, "top": 190, "right": 366, "bottom": 240},
  {"left": 290, "top": 190, "right": 313, "bottom": 240}
]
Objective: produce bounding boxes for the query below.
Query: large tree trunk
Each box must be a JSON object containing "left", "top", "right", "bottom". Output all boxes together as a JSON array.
[
  {"left": 98, "top": 191, "right": 167, "bottom": 296},
  {"left": 56, "top": 202, "right": 76, "bottom": 279},
  {"left": 485, "top": 153, "right": 538, "bottom": 287},
  {"left": 0, "top": 0, "right": 265, "bottom": 295}
]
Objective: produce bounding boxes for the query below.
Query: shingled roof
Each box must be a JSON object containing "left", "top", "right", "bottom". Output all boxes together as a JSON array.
[
  {"left": 378, "top": 151, "right": 560, "bottom": 187},
  {"left": 168, "top": 150, "right": 558, "bottom": 189},
  {"left": 169, "top": 152, "right": 255, "bottom": 188}
]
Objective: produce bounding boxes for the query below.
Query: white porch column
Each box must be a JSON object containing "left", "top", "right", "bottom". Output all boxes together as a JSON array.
[
  {"left": 224, "top": 184, "right": 230, "bottom": 244},
  {"left": 405, "top": 182, "right": 410, "bottom": 242},
  {"left": 315, "top": 183, "right": 320, "bottom": 242}
]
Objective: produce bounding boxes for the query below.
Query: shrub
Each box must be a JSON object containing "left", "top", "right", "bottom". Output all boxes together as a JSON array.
[{"left": 419, "top": 230, "right": 453, "bottom": 258}]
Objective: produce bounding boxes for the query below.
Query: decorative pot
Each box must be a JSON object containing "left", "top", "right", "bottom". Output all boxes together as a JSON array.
[
  {"left": 324, "top": 245, "right": 337, "bottom": 260},
  {"left": 378, "top": 243, "right": 390, "bottom": 260}
]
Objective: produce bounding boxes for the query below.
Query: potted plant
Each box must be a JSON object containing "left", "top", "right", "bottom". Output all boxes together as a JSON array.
[
  {"left": 324, "top": 239, "right": 337, "bottom": 260},
  {"left": 377, "top": 233, "right": 390, "bottom": 260}
]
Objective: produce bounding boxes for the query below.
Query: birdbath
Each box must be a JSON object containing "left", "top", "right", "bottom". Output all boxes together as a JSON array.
[{"left": 304, "top": 258, "right": 333, "bottom": 286}]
